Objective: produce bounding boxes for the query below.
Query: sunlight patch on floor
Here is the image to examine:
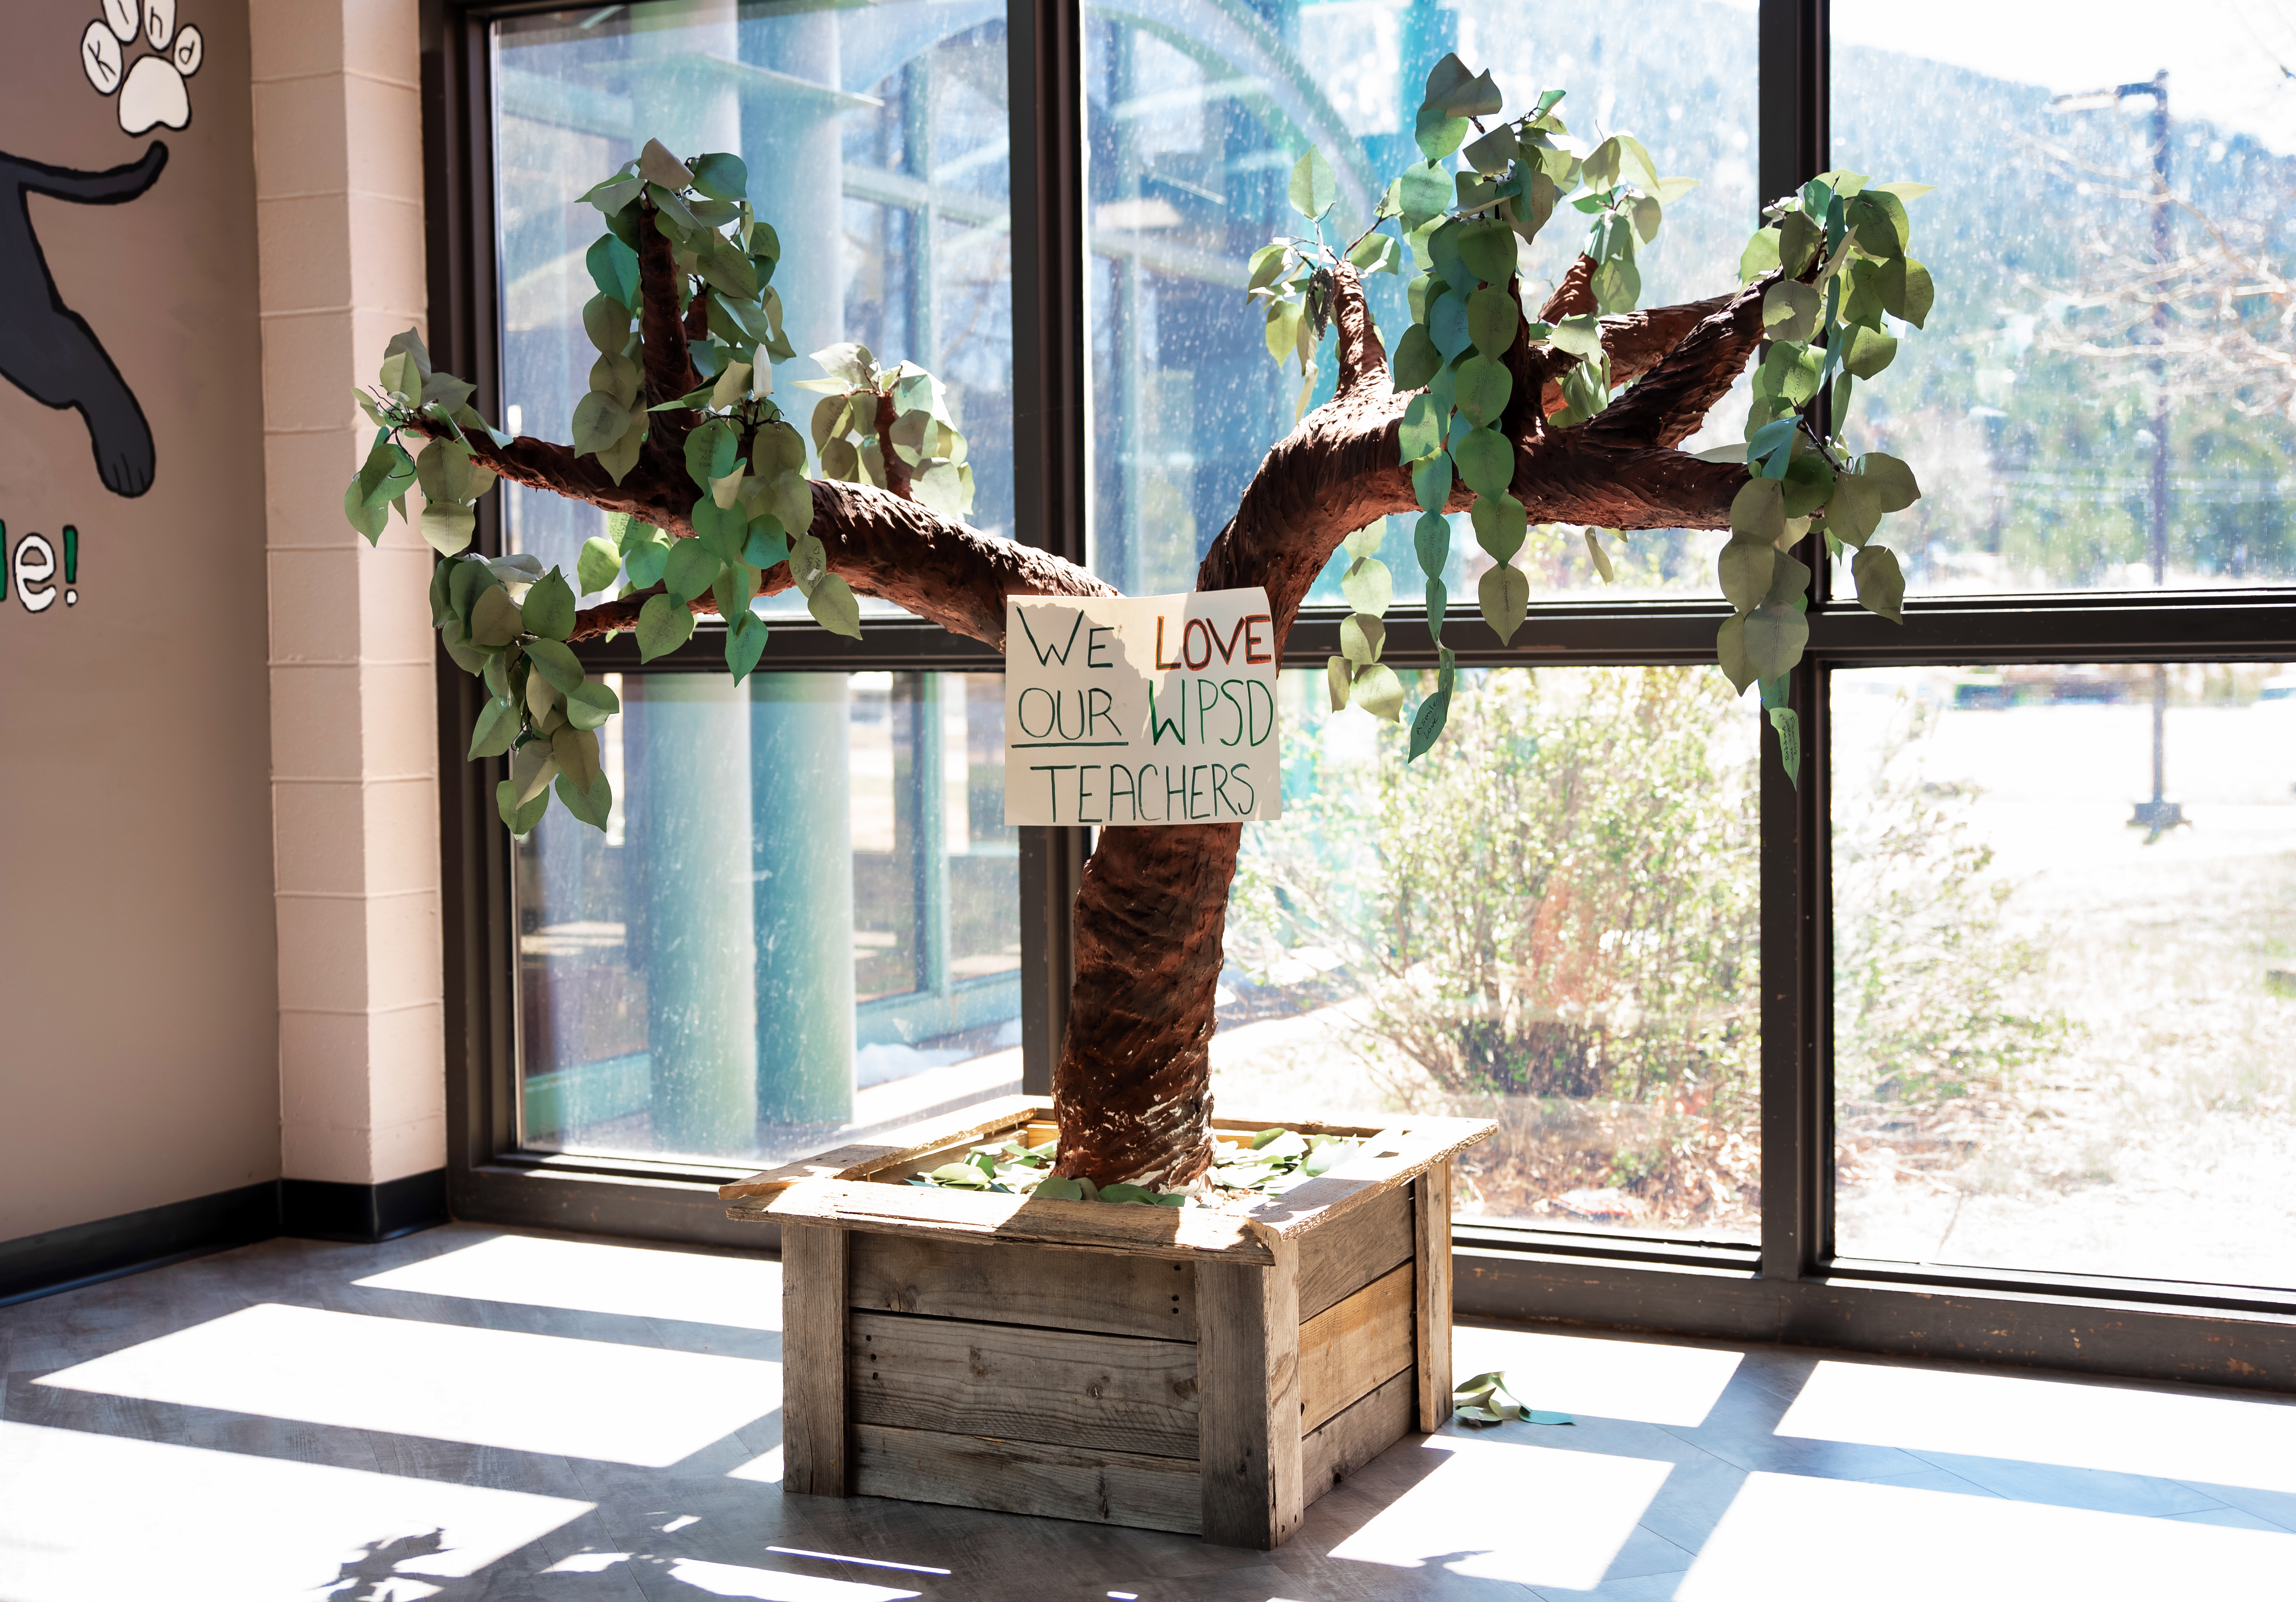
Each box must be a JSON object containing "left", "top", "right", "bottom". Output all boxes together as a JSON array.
[
  {"left": 1328, "top": 1435, "right": 1671, "bottom": 1589},
  {"left": 1775, "top": 1360, "right": 2296, "bottom": 1493},
  {"left": 355, "top": 1233, "right": 782, "bottom": 1330},
  {"left": 35, "top": 1302, "right": 780, "bottom": 1467},
  {"left": 1677, "top": 1471, "right": 2296, "bottom": 1600},
  {"left": 0, "top": 1419, "right": 590, "bottom": 1602}
]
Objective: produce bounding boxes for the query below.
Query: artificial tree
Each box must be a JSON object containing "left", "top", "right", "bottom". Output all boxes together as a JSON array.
[{"left": 346, "top": 53, "right": 1931, "bottom": 1195}]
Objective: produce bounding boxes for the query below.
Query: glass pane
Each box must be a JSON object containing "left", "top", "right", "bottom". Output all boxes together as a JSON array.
[
  {"left": 495, "top": 0, "right": 1013, "bottom": 612},
  {"left": 518, "top": 671, "right": 1021, "bottom": 1164},
  {"left": 1832, "top": 663, "right": 2296, "bottom": 1286},
  {"left": 1833, "top": 2, "right": 2296, "bottom": 592},
  {"left": 1222, "top": 667, "right": 1761, "bottom": 1241},
  {"left": 1084, "top": 0, "right": 1758, "bottom": 604}
]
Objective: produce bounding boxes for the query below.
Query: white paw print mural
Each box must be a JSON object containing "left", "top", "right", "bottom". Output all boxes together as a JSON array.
[{"left": 80, "top": 0, "right": 203, "bottom": 135}]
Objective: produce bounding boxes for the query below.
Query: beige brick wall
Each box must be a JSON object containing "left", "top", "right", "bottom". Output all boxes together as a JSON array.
[{"left": 252, "top": 0, "right": 443, "bottom": 1186}]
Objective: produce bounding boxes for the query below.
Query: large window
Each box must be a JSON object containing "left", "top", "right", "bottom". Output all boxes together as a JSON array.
[{"left": 438, "top": 0, "right": 2296, "bottom": 1349}]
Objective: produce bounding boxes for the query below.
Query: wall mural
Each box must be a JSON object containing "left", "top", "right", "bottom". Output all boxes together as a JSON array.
[{"left": 0, "top": 0, "right": 197, "bottom": 521}]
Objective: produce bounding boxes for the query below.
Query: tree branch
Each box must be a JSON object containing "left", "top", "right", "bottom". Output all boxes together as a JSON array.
[
  {"left": 565, "top": 477, "right": 1114, "bottom": 648},
  {"left": 873, "top": 389, "right": 914, "bottom": 501},
  {"left": 1538, "top": 254, "right": 1598, "bottom": 323},
  {"left": 1586, "top": 270, "right": 1775, "bottom": 449},
  {"left": 1330, "top": 262, "right": 1387, "bottom": 399}
]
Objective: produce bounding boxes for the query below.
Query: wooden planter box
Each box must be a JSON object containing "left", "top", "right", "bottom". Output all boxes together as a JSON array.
[{"left": 721, "top": 1096, "right": 1495, "bottom": 1548}]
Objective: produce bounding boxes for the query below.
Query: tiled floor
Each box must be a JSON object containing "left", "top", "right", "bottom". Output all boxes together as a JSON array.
[{"left": 3, "top": 1224, "right": 2293, "bottom": 1601}]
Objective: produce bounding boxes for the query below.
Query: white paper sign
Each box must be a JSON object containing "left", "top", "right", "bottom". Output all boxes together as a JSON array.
[{"left": 1003, "top": 588, "right": 1282, "bottom": 826}]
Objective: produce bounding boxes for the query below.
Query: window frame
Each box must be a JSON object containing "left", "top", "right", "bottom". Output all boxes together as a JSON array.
[{"left": 421, "top": 0, "right": 2296, "bottom": 1384}]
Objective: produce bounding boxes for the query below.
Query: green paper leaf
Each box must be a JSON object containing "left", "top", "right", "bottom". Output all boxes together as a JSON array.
[
  {"left": 1843, "top": 324, "right": 1898, "bottom": 379},
  {"left": 1717, "top": 536, "right": 1777, "bottom": 612},
  {"left": 1392, "top": 323, "right": 1444, "bottom": 390},
  {"left": 1852, "top": 543, "right": 1906, "bottom": 623},
  {"left": 585, "top": 233, "right": 642, "bottom": 308},
  {"left": 523, "top": 636, "right": 584, "bottom": 694},
  {"left": 685, "top": 417, "right": 739, "bottom": 492},
  {"left": 1478, "top": 561, "right": 1529, "bottom": 643},
  {"left": 1406, "top": 688, "right": 1450, "bottom": 762},
  {"left": 1326, "top": 654, "right": 1351, "bottom": 712},
  {"left": 552, "top": 724, "right": 602, "bottom": 793},
  {"left": 1827, "top": 473, "right": 1884, "bottom": 547},
  {"left": 470, "top": 584, "right": 525, "bottom": 649},
  {"left": 1451, "top": 427, "right": 1514, "bottom": 497},
  {"left": 689, "top": 150, "right": 748, "bottom": 201},
  {"left": 663, "top": 538, "right": 720, "bottom": 604},
  {"left": 725, "top": 610, "right": 771, "bottom": 684},
  {"left": 1741, "top": 600, "right": 1811, "bottom": 682},
  {"left": 1032, "top": 1176, "right": 1085, "bottom": 1202},
  {"left": 419, "top": 500, "right": 475, "bottom": 557},
  {"left": 571, "top": 390, "right": 631, "bottom": 458},
  {"left": 1412, "top": 452, "right": 1453, "bottom": 514},
  {"left": 582, "top": 293, "right": 631, "bottom": 357},
  {"left": 1414, "top": 510, "right": 1451, "bottom": 577},
  {"left": 1456, "top": 217, "right": 1516, "bottom": 284},
  {"left": 521, "top": 569, "right": 576, "bottom": 641},
  {"left": 554, "top": 768, "right": 613, "bottom": 831},
  {"left": 1454, "top": 355, "right": 1512, "bottom": 426},
  {"left": 1470, "top": 490, "right": 1526, "bottom": 562},
  {"left": 1768, "top": 704, "right": 1802, "bottom": 789},
  {"left": 564, "top": 677, "right": 621, "bottom": 730},
  {"left": 635, "top": 592, "right": 695, "bottom": 661},
  {"left": 807, "top": 573, "right": 862, "bottom": 638},
  {"left": 1339, "top": 612, "right": 1385, "bottom": 665},
  {"left": 1341, "top": 556, "right": 1393, "bottom": 615},
  {"left": 1287, "top": 147, "right": 1337, "bottom": 221},
  {"left": 1585, "top": 528, "right": 1615, "bottom": 583},
  {"left": 1858, "top": 451, "right": 1921, "bottom": 512},
  {"left": 1349, "top": 662, "right": 1405, "bottom": 722},
  {"left": 577, "top": 536, "right": 623, "bottom": 596},
  {"left": 467, "top": 696, "right": 519, "bottom": 760},
  {"left": 1466, "top": 285, "right": 1518, "bottom": 359},
  {"left": 1399, "top": 393, "right": 1445, "bottom": 462}
]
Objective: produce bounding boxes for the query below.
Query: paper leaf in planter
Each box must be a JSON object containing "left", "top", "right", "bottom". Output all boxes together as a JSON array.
[{"left": 1031, "top": 1176, "right": 1085, "bottom": 1201}]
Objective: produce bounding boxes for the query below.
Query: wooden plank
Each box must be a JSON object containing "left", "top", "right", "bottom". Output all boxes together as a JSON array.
[
  {"left": 764, "top": 1179, "right": 1275, "bottom": 1265},
  {"left": 849, "top": 1230, "right": 1197, "bottom": 1341},
  {"left": 1195, "top": 1239, "right": 1303, "bottom": 1550},
  {"left": 780, "top": 1222, "right": 849, "bottom": 1496},
  {"left": 1414, "top": 1164, "right": 1454, "bottom": 1433},
  {"left": 849, "top": 1312, "right": 1201, "bottom": 1460},
  {"left": 720, "top": 1098, "right": 1049, "bottom": 1204},
  {"left": 852, "top": 1422, "right": 1201, "bottom": 1535},
  {"left": 1302, "top": 1366, "right": 1414, "bottom": 1509},
  {"left": 1298, "top": 1263, "right": 1415, "bottom": 1432},
  {"left": 1297, "top": 1183, "right": 1413, "bottom": 1323},
  {"left": 719, "top": 1143, "right": 903, "bottom": 1201}
]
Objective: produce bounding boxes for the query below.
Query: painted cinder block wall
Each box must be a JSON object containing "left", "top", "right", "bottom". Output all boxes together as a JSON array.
[{"left": 0, "top": 0, "right": 442, "bottom": 1249}]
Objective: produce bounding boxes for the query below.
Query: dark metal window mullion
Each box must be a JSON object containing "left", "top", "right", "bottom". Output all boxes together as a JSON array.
[
  {"left": 1758, "top": 0, "right": 1830, "bottom": 1281},
  {"left": 1009, "top": 0, "right": 1089, "bottom": 1097}
]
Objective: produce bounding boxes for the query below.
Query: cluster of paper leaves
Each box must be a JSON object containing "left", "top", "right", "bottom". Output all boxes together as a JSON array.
[
  {"left": 1325, "top": 517, "right": 1420, "bottom": 732},
  {"left": 345, "top": 329, "right": 507, "bottom": 555},
  {"left": 1707, "top": 170, "right": 1933, "bottom": 774},
  {"left": 797, "top": 343, "right": 977, "bottom": 521},
  {"left": 905, "top": 1135, "right": 1193, "bottom": 1206},
  {"left": 1238, "top": 54, "right": 1936, "bottom": 781},
  {"left": 1453, "top": 1370, "right": 1574, "bottom": 1428},
  {"left": 574, "top": 138, "right": 795, "bottom": 494},
  {"left": 430, "top": 550, "right": 618, "bottom": 835}
]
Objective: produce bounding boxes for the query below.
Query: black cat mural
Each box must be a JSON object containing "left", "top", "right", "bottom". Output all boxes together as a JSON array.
[{"left": 0, "top": 141, "right": 166, "bottom": 497}]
